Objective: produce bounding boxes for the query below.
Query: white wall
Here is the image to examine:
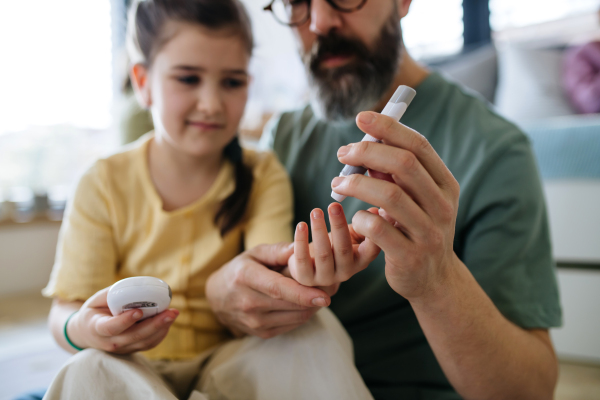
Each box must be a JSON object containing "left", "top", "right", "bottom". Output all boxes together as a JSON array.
[
  {"left": 0, "top": 223, "right": 60, "bottom": 296},
  {"left": 552, "top": 268, "right": 600, "bottom": 364},
  {"left": 544, "top": 180, "right": 600, "bottom": 263}
]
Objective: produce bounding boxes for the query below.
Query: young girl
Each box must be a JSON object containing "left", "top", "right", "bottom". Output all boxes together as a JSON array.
[{"left": 42, "top": 1, "right": 375, "bottom": 399}]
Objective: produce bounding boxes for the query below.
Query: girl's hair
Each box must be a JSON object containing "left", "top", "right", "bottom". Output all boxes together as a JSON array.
[{"left": 127, "top": 0, "right": 255, "bottom": 237}]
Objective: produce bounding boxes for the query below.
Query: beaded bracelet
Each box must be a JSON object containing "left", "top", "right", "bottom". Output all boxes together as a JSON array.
[{"left": 64, "top": 311, "right": 84, "bottom": 351}]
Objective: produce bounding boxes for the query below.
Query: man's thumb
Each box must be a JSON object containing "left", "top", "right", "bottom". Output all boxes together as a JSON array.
[{"left": 248, "top": 242, "right": 294, "bottom": 269}]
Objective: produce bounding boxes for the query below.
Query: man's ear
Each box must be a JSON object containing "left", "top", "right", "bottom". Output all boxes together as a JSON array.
[
  {"left": 396, "top": 0, "right": 412, "bottom": 19},
  {"left": 130, "top": 63, "right": 152, "bottom": 109}
]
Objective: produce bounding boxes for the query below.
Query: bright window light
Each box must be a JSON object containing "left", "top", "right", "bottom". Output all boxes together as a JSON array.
[
  {"left": 402, "top": 0, "right": 464, "bottom": 60},
  {"left": 490, "top": 0, "right": 600, "bottom": 31},
  {"left": 0, "top": 0, "right": 113, "bottom": 135}
]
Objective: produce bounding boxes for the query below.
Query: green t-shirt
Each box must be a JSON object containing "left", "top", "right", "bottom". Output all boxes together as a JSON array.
[{"left": 261, "top": 72, "right": 562, "bottom": 399}]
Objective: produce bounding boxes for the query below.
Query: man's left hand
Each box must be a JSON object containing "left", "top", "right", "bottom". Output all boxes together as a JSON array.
[{"left": 331, "top": 111, "right": 461, "bottom": 302}]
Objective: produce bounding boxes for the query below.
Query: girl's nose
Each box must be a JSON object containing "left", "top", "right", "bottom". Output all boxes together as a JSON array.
[{"left": 196, "top": 84, "right": 223, "bottom": 116}]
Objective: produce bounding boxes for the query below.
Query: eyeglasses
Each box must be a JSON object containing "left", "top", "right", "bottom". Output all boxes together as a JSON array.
[{"left": 263, "top": 0, "right": 368, "bottom": 27}]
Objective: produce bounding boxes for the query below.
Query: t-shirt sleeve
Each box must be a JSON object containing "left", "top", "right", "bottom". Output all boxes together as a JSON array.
[
  {"left": 243, "top": 151, "right": 294, "bottom": 250},
  {"left": 460, "top": 136, "right": 562, "bottom": 329},
  {"left": 42, "top": 161, "right": 118, "bottom": 301}
]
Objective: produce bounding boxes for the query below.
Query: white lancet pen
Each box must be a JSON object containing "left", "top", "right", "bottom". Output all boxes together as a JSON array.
[{"left": 331, "top": 85, "right": 417, "bottom": 202}]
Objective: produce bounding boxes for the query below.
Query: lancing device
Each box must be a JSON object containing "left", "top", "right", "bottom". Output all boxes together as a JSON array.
[{"left": 331, "top": 85, "right": 417, "bottom": 202}]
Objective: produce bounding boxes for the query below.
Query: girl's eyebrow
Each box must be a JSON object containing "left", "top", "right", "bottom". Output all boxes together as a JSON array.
[{"left": 172, "top": 65, "right": 248, "bottom": 75}]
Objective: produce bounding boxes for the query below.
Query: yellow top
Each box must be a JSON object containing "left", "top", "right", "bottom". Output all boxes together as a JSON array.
[{"left": 43, "top": 134, "right": 293, "bottom": 360}]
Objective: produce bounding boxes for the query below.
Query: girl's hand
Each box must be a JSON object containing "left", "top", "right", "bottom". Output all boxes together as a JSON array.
[
  {"left": 67, "top": 287, "right": 179, "bottom": 354},
  {"left": 287, "top": 203, "right": 381, "bottom": 287}
]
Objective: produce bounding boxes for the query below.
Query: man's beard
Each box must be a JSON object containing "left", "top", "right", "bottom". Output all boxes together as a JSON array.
[{"left": 303, "top": 15, "right": 402, "bottom": 122}]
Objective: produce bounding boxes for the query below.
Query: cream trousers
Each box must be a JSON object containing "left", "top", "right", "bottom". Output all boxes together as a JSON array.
[{"left": 43, "top": 308, "right": 374, "bottom": 400}]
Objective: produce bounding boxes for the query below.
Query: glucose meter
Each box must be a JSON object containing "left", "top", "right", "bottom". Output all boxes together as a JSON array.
[{"left": 107, "top": 277, "right": 172, "bottom": 321}]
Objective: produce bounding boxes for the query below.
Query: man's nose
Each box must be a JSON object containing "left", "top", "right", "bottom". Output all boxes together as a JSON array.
[{"left": 309, "top": 0, "right": 343, "bottom": 36}]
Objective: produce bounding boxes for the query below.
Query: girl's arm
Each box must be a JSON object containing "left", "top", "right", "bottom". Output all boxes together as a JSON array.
[{"left": 48, "top": 288, "right": 179, "bottom": 354}]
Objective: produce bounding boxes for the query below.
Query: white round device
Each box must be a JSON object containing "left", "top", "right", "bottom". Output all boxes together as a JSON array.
[{"left": 107, "top": 277, "right": 172, "bottom": 321}]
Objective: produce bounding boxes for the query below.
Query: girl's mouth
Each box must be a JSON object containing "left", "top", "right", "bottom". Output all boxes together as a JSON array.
[{"left": 187, "top": 121, "right": 225, "bottom": 130}]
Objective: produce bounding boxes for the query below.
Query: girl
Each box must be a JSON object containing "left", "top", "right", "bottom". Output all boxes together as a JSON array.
[{"left": 42, "top": 1, "right": 374, "bottom": 399}]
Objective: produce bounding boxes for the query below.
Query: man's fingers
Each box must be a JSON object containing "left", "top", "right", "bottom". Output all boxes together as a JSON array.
[
  {"left": 310, "top": 208, "right": 335, "bottom": 284},
  {"left": 355, "top": 111, "right": 458, "bottom": 193},
  {"left": 253, "top": 309, "right": 316, "bottom": 331},
  {"left": 338, "top": 141, "right": 445, "bottom": 216},
  {"left": 248, "top": 242, "right": 295, "bottom": 270},
  {"left": 352, "top": 210, "right": 409, "bottom": 254},
  {"left": 332, "top": 174, "right": 432, "bottom": 240},
  {"left": 328, "top": 203, "right": 355, "bottom": 280},
  {"left": 241, "top": 260, "right": 330, "bottom": 307},
  {"left": 291, "top": 222, "right": 314, "bottom": 285}
]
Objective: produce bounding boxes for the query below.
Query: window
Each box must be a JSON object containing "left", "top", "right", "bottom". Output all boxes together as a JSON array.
[
  {"left": 402, "top": 0, "right": 464, "bottom": 59},
  {"left": 490, "top": 0, "right": 600, "bottom": 31},
  {"left": 0, "top": 0, "right": 116, "bottom": 195}
]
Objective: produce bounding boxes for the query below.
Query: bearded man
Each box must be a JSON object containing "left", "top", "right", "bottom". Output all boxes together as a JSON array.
[{"left": 207, "top": 1, "right": 562, "bottom": 398}]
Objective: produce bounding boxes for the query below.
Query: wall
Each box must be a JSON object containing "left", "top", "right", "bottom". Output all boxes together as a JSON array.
[{"left": 0, "top": 223, "right": 59, "bottom": 296}]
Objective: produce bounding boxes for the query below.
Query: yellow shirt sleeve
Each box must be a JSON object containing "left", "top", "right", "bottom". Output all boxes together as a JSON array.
[
  {"left": 42, "top": 161, "right": 118, "bottom": 301},
  {"left": 243, "top": 151, "right": 294, "bottom": 249}
]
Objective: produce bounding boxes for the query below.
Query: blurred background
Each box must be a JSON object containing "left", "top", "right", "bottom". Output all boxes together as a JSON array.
[{"left": 1, "top": 0, "right": 599, "bottom": 399}]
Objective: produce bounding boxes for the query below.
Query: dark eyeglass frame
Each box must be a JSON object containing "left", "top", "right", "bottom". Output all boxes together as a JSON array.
[{"left": 263, "top": 0, "right": 368, "bottom": 27}]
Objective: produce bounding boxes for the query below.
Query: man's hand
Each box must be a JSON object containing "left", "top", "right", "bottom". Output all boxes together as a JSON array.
[
  {"left": 205, "top": 243, "right": 334, "bottom": 339},
  {"left": 331, "top": 111, "right": 461, "bottom": 302},
  {"left": 288, "top": 203, "right": 381, "bottom": 287}
]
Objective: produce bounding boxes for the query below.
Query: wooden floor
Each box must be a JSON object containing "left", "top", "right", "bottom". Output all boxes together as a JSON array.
[{"left": 0, "top": 292, "right": 599, "bottom": 400}]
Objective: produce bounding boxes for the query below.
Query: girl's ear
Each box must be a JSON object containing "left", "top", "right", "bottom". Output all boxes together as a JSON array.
[
  {"left": 397, "top": 0, "right": 412, "bottom": 19},
  {"left": 130, "top": 63, "right": 152, "bottom": 109}
]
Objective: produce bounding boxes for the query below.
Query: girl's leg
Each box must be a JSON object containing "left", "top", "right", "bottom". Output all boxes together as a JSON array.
[
  {"left": 195, "top": 308, "right": 374, "bottom": 400},
  {"left": 42, "top": 349, "right": 179, "bottom": 400}
]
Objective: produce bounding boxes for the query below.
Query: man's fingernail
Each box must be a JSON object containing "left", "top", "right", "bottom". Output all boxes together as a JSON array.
[
  {"left": 337, "top": 146, "right": 350, "bottom": 157},
  {"left": 133, "top": 311, "right": 143, "bottom": 320},
  {"left": 331, "top": 176, "right": 344, "bottom": 188},
  {"left": 164, "top": 317, "right": 173, "bottom": 323},
  {"left": 312, "top": 209, "right": 323, "bottom": 219},
  {"left": 312, "top": 297, "right": 328, "bottom": 307},
  {"left": 358, "top": 112, "right": 374, "bottom": 125},
  {"left": 330, "top": 203, "right": 342, "bottom": 216}
]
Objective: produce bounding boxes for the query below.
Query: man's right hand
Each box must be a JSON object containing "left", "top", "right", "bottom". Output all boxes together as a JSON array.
[{"left": 206, "top": 242, "right": 334, "bottom": 339}]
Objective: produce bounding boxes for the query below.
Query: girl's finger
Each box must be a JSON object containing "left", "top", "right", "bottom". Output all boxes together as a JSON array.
[
  {"left": 94, "top": 308, "right": 145, "bottom": 337},
  {"left": 291, "top": 222, "right": 314, "bottom": 285},
  {"left": 327, "top": 203, "right": 355, "bottom": 280},
  {"left": 108, "top": 309, "right": 178, "bottom": 347},
  {"left": 114, "top": 324, "right": 171, "bottom": 354},
  {"left": 310, "top": 208, "right": 335, "bottom": 285}
]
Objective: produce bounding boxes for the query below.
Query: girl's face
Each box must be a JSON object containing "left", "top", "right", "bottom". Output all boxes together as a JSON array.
[{"left": 134, "top": 22, "right": 250, "bottom": 158}]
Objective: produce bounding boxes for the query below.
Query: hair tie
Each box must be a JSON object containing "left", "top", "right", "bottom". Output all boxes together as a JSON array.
[{"left": 224, "top": 136, "right": 243, "bottom": 164}]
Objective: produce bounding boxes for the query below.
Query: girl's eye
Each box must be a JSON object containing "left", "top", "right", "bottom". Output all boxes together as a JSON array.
[
  {"left": 177, "top": 75, "right": 199, "bottom": 85},
  {"left": 223, "top": 78, "right": 246, "bottom": 89}
]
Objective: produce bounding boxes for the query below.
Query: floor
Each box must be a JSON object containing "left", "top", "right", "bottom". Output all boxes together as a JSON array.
[{"left": 0, "top": 293, "right": 599, "bottom": 400}]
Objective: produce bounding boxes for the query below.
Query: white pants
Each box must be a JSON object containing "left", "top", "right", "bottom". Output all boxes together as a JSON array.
[{"left": 43, "top": 308, "right": 374, "bottom": 400}]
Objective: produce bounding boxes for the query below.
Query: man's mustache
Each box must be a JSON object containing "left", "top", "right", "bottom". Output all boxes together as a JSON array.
[{"left": 307, "top": 33, "right": 371, "bottom": 72}]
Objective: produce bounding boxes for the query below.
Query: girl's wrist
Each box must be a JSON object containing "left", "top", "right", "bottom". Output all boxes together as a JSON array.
[{"left": 65, "top": 311, "right": 86, "bottom": 351}]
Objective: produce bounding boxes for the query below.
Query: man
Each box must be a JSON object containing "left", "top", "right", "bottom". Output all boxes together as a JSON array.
[{"left": 206, "top": 0, "right": 562, "bottom": 398}]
